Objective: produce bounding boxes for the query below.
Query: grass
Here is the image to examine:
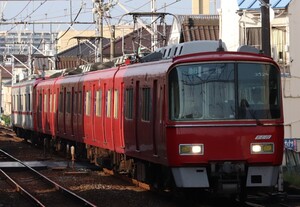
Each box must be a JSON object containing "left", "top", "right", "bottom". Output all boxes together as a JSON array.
[{"left": 283, "top": 170, "right": 300, "bottom": 190}]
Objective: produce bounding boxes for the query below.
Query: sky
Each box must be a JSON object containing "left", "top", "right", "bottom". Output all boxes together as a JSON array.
[{"left": 0, "top": 0, "right": 198, "bottom": 33}]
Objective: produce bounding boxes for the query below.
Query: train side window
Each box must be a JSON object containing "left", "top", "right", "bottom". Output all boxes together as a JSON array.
[
  {"left": 96, "top": 90, "right": 102, "bottom": 117},
  {"left": 114, "top": 89, "right": 118, "bottom": 119},
  {"left": 78, "top": 91, "right": 82, "bottom": 114},
  {"left": 59, "top": 92, "right": 63, "bottom": 113},
  {"left": 39, "top": 94, "right": 42, "bottom": 112},
  {"left": 49, "top": 94, "right": 52, "bottom": 113},
  {"left": 20, "top": 95, "right": 22, "bottom": 111},
  {"left": 44, "top": 94, "right": 47, "bottom": 112},
  {"left": 19, "top": 95, "right": 21, "bottom": 111},
  {"left": 24, "top": 94, "right": 26, "bottom": 111},
  {"left": 53, "top": 92, "right": 57, "bottom": 113},
  {"left": 106, "top": 89, "right": 111, "bottom": 118},
  {"left": 85, "top": 91, "right": 91, "bottom": 116},
  {"left": 66, "top": 92, "right": 71, "bottom": 113},
  {"left": 16, "top": 95, "right": 18, "bottom": 111},
  {"left": 142, "top": 87, "right": 150, "bottom": 121},
  {"left": 125, "top": 88, "right": 133, "bottom": 119},
  {"left": 74, "top": 92, "right": 77, "bottom": 114},
  {"left": 26, "top": 93, "right": 31, "bottom": 111}
]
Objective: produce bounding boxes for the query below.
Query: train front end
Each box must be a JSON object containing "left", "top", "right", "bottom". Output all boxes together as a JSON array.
[{"left": 166, "top": 52, "right": 284, "bottom": 194}]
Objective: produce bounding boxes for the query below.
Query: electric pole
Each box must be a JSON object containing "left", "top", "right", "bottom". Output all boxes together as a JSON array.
[
  {"left": 261, "top": 0, "right": 271, "bottom": 56},
  {"left": 151, "top": 0, "right": 157, "bottom": 51},
  {"left": 93, "top": 0, "right": 104, "bottom": 63}
]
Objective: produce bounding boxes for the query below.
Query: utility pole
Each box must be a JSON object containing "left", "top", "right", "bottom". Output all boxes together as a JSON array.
[
  {"left": 151, "top": 0, "right": 157, "bottom": 51},
  {"left": 260, "top": 0, "right": 271, "bottom": 56},
  {"left": 93, "top": 0, "right": 117, "bottom": 63},
  {"left": 93, "top": 0, "right": 104, "bottom": 63},
  {"left": 110, "top": 25, "right": 115, "bottom": 60}
]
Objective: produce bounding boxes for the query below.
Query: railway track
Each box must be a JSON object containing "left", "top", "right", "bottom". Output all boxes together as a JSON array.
[{"left": 0, "top": 149, "right": 97, "bottom": 207}]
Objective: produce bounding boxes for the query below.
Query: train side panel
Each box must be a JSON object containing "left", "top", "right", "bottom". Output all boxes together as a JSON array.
[
  {"left": 122, "top": 61, "right": 171, "bottom": 165},
  {"left": 12, "top": 78, "right": 42, "bottom": 138}
]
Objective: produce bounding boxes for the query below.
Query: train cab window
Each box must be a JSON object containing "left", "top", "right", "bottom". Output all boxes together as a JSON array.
[
  {"left": 169, "top": 63, "right": 235, "bottom": 121},
  {"left": 114, "top": 90, "right": 119, "bottom": 119},
  {"left": 237, "top": 63, "right": 281, "bottom": 119},
  {"left": 85, "top": 91, "right": 91, "bottom": 116},
  {"left": 106, "top": 90, "right": 111, "bottom": 118},
  {"left": 95, "top": 90, "right": 102, "bottom": 117},
  {"left": 142, "top": 88, "right": 151, "bottom": 121},
  {"left": 125, "top": 88, "right": 134, "bottom": 119},
  {"left": 169, "top": 62, "right": 281, "bottom": 121}
]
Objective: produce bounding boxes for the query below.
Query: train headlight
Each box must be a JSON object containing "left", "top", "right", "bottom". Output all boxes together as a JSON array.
[
  {"left": 251, "top": 143, "right": 274, "bottom": 154},
  {"left": 179, "top": 144, "right": 204, "bottom": 155}
]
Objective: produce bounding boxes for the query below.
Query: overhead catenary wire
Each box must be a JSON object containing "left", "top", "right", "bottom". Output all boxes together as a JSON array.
[
  {"left": 5, "top": 0, "right": 32, "bottom": 21},
  {"left": 56, "top": 6, "right": 83, "bottom": 41},
  {"left": 6, "top": 0, "right": 47, "bottom": 33}
]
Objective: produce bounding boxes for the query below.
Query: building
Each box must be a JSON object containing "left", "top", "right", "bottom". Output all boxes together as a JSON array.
[
  {"left": 220, "top": 0, "right": 300, "bottom": 163},
  {"left": 0, "top": 31, "right": 55, "bottom": 55},
  {"left": 168, "top": 14, "right": 219, "bottom": 45}
]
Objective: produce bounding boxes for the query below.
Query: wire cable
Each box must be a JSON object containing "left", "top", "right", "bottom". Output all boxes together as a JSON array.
[
  {"left": 5, "top": 1, "right": 32, "bottom": 21},
  {"left": 56, "top": 6, "right": 83, "bottom": 41},
  {"left": 7, "top": 0, "right": 47, "bottom": 32}
]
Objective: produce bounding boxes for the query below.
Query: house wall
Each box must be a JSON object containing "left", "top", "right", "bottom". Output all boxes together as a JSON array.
[
  {"left": 219, "top": 0, "right": 240, "bottom": 51},
  {"left": 283, "top": 0, "right": 300, "bottom": 139},
  {"left": 2, "top": 83, "right": 11, "bottom": 116}
]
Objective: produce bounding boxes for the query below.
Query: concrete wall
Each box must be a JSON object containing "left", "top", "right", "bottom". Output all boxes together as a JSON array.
[
  {"left": 283, "top": 0, "right": 300, "bottom": 139},
  {"left": 219, "top": 0, "right": 240, "bottom": 51}
]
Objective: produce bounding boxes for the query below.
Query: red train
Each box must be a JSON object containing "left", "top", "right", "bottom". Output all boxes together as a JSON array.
[{"left": 12, "top": 41, "right": 284, "bottom": 198}]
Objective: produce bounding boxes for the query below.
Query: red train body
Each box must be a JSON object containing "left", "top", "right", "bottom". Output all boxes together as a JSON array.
[{"left": 12, "top": 41, "right": 284, "bottom": 197}]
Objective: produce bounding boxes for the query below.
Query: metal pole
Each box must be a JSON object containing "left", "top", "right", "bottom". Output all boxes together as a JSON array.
[
  {"left": 98, "top": 0, "right": 104, "bottom": 63},
  {"left": 110, "top": 25, "right": 115, "bottom": 60},
  {"left": 151, "top": 0, "right": 157, "bottom": 51},
  {"left": 261, "top": 0, "right": 271, "bottom": 56}
]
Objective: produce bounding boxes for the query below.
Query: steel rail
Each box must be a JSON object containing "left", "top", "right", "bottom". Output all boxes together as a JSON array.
[
  {"left": 0, "top": 149, "right": 97, "bottom": 207},
  {"left": 0, "top": 169, "right": 46, "bottom": 207}
]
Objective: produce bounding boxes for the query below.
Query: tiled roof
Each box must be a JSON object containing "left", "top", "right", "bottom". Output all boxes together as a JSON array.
[
  {"left": 238, "top": 0, "right": 292, "bottom": 10},
  {"left": 176, "top": 15, "right": 219, "bottom": 42}
]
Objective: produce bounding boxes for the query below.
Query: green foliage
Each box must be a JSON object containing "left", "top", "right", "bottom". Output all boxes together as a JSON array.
[
  {"left": 283, "top": 171, "right": 300, "bottom": 188},
  {"left": 0, "top": 115, "right": 10, "bottom": 126}
]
